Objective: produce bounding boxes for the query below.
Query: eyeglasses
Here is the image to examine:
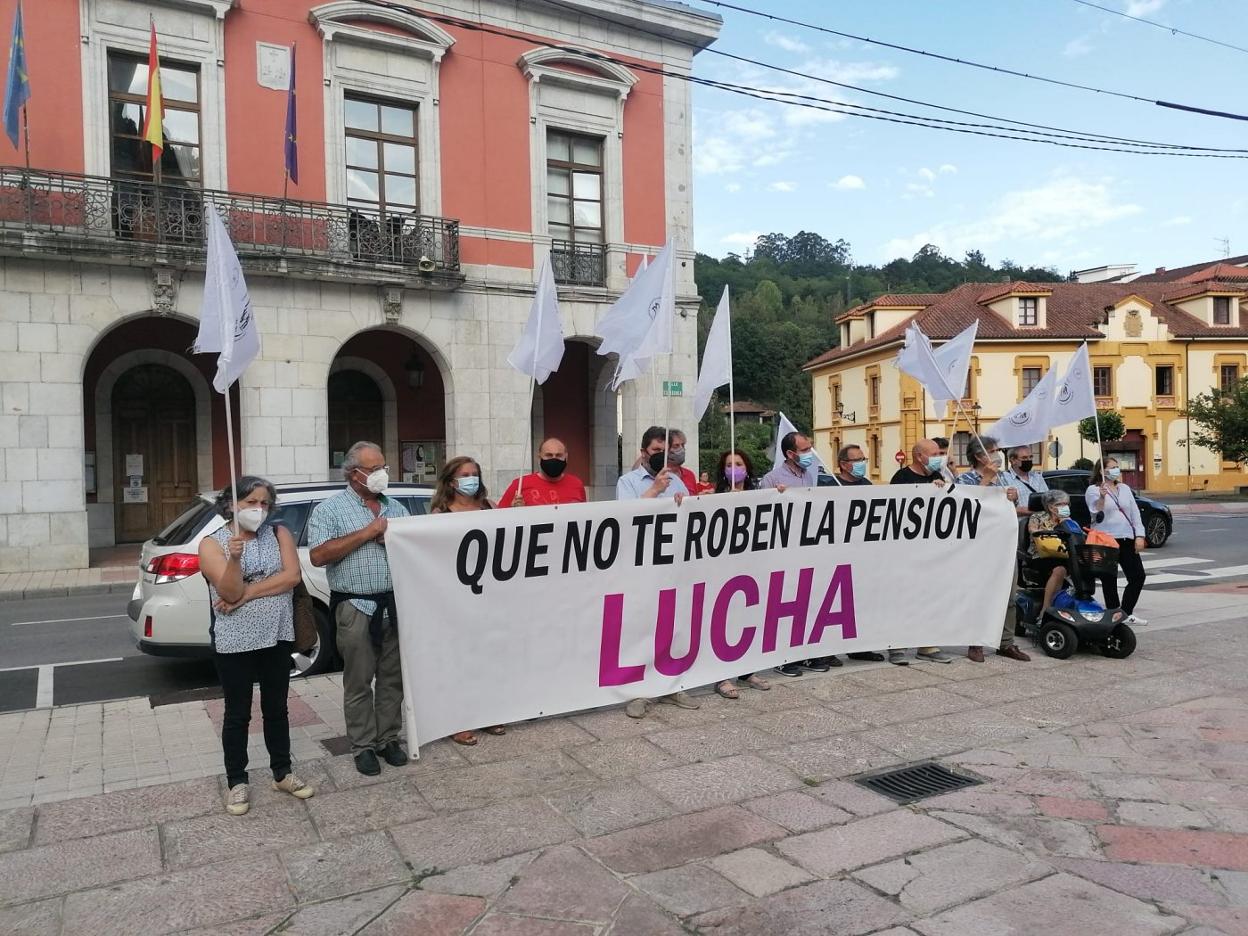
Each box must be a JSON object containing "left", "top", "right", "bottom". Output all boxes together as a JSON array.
[
  {"left": 846, "top": 457, "right": 867, "bottom": 464},
  {"left": 355, "top": 464, "right": 389, "bottom": 473}
]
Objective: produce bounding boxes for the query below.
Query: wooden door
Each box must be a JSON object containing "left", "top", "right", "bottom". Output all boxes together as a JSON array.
[
  {"left": 1106, "top": 430, "right": 1146, "bottom": 492},
  {"left": 328, "top": 370, "right": 384, "bottom": 470},
  {"left": 113, "top": 364, "right": 198, "bottom": 542}
]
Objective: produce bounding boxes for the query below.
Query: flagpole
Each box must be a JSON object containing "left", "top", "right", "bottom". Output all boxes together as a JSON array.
[
  {"left": 223, "top": 382, "right": 241, "bottom": 537},
  {"left": 20, "top": 104, "right": 31, "bottom": 229}
]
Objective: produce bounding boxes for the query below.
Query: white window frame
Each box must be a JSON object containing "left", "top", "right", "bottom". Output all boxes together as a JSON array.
[
  {"left": 80, "top": 0, "right": 230, "bottom": 189},
  {"left": 520, "top": 47, "right": 637, "bottom": 286},
  {"left": 310, "top": 2, "right": 454, "bottom": 218}
]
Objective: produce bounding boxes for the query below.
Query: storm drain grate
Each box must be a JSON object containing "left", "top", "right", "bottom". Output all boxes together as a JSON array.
[{"left": 855, "top": 762, "right": 982, "bottom": 804}]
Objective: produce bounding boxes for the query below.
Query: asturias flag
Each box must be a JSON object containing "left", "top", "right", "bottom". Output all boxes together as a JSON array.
[
  {"left": 284, "top": 44, "right": 298, "bottom": 183},
  {"left": 142, "top": 20, "right": 163, "bottom": 162},
  {"left": 3, "top": 0, "right": 31, "bottom": 149}
]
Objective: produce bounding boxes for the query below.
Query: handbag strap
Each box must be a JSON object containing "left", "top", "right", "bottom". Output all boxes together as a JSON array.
[{"left": 1104, "top": 485, "right": 1138, "bottom": 537}]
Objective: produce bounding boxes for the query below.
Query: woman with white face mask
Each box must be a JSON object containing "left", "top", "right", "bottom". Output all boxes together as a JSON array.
[
  {"left": 430, "top": 456, "right": 505, "bottom": 745},
  {"left": 198, "top": 476, "right": 312, "bottom": 816},
  {"left": 1087, "top": 457, "right": 1148, "bottom": 625}
]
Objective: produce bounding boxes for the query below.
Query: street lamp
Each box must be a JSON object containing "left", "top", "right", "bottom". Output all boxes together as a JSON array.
[
  {"left": 403, "top": 345, "right": 425, "bottom": 389},
  {"left": 971, "top": 402, "right": 981, "bottom": 433},
  {"left": 834, "top": 405, "right": 857, "bottom": 422}
]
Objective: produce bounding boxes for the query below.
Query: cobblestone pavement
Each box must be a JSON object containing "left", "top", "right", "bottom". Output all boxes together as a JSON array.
[{"left": 1, "top": 612, "right": 1246, "bottom": 935}]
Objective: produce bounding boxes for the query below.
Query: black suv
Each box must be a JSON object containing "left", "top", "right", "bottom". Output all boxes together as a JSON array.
[{"left": 1042, "top": 470, "right": 1173, "bottom": 548}]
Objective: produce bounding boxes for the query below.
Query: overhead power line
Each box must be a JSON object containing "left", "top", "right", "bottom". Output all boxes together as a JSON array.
[
  {"left": 349, "top": 0, "right": 1248, "bottom": 158},
  {"left": 1069, "top": 0, "right": 1248, "bottom": 57},
  {"left": 694, "top": 0, "right": 1248, "bottom": 123}
]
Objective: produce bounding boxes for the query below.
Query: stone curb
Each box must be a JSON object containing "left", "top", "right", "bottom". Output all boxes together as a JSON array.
[{"left": 0, "top": 581, "right": 137, "bottom": 601}]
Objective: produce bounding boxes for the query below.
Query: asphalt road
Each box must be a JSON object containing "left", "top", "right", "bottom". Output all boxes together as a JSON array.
[{"left": 0, "top": 512, "right": 1244, "bottom": 715}]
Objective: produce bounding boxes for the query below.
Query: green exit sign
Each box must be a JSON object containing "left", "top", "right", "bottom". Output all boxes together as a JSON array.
[{"left": 662, "top": 381, "right": 684, "bottom": 397}]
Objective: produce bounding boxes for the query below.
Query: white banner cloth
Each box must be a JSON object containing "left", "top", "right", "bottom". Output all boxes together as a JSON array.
[
  {"left": 387, "top": 485, "right": 1016, "bottom": 748},
  {"left": 984, "top": 365, "right": 1058, "bottom": 448},
  {"left": 196, "top": 209, "right": 259, "bottom": 393}
]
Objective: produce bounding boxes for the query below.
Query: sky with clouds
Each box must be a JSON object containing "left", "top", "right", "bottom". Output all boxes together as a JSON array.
[{"left": 690, "top": 0, "right": 1248, "bottom": 274}]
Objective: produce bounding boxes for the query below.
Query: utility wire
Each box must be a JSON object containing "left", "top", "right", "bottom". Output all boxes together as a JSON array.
[
  {"left": 1070, "top": 0, "right": 1248, "bottom": 57},
  {"left": 694, "top": 0, "right": 1248, "bottom": 123},
  {"left": 349, "top": 0, "right": 1248, "bottom": 158}
]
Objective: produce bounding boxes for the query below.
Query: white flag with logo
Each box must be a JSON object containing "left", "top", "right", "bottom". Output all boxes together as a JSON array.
[
  {"left": 895, "top": 322, "right": 959, "bottom": 405},
  {"left": 771, "top": 411, "right": 828, "bottom": 474},
  {"left": 195, "top": 210, "right": 259, "bottom": 393},
  {"left": 597, "top": 242, "right": 675, "bottom": 389},
  {"left": 984, "top": 365, "right": 1058, "bottom": 447},
  {"left": 1049, "top": 342, "right": 1097, "bottom": 427},
  {"left": 693, "top": 287, "right": 732, "bottom": 420},
  {"left": 508, "top": 253, "right": 564, "bottom": 384},
  {"left": 928, "top": 321, "right": 978, "bottom": 414}
]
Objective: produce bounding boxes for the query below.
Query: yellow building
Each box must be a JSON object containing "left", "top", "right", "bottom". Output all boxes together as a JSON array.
[{"left": 804, "top": 262, "right": 1248, "bottom": 494}]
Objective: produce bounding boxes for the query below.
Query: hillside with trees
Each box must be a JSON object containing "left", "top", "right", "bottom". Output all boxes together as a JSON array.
[{"left": 694, "top": 232, "right": 1065, "bottom": 470}]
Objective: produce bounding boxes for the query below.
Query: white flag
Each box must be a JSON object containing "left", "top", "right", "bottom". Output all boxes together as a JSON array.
[
  {"left": 1049, "top": 342, "right": 1097, "bottom": 427},
  {"left": 693, "top": 287, "right": 732, "bottom": 420},
  {"left": 507, "top": 254, "right": 564, "bottom": 384},
  {"left": 895, "top": 322, "right": 959, "bottom": 405},
  {"left": 195, "top": 210, "right": 259, "bottom": 394},
  {"left": 771, "top": 411, "right": 828, "bottom": 473},
  {"left": 984, "top": 366, "right": 1058, "bottom": 448},
  {"left": 929, "top": 321, "right": 978, "bottom": 414},
  {"left": 597, "top": 242, "right": 675, "bottom": 389}
]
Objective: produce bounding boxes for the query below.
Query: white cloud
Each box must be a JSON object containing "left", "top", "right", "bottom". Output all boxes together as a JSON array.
[
  {"left": 693, "top": 108, "right": 780, "bottom": 174},
  {"left": 764, "top": 31, "right": 811, "bottom": 55},
  {"left": 721, "top": 231, "right": 761, "bottom": 248},
  {"left": 917, "top": 167, "right": 937, "bottom": 182},
  {"left": 802, "top": 59, "right": 899, "bottom": 84},
  {"left": 939, "top": 164, "right": 958, "bottom": 175},
  {"left": 1064, "top": 34, "right": 1094, "bottom": 57},
  {"left": 905, "top": 182, "right": 935, "bottom": 199},
  {"left": 725, "top": 182, "right": 742, "bottom": 193},
  {"left": 767, "top": 181, "right": 798, "bottom": 192},
  {"left": 1125, "top": 0, "right": 1165, "bottom": 16},
  {"left": 832, "top": 175, "right": 866, "bottom": 191},
  {"left": 883, "top": 175, "right": 1143, "bottom": 260},
  {"left": 1161, "top": 215, "right": 1192, "bottom": 227}
]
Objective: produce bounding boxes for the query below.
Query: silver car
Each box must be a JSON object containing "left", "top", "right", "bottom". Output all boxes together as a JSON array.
[{"left": 127, "top": 482, "right": 432, "bottom": 676}]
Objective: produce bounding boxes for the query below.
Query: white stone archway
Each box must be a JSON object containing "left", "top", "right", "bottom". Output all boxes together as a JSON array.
[{"left": 90, "top": 350, "right": 214, "bottom": 547}]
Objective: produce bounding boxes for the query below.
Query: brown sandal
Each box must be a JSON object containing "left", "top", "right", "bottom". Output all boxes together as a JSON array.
[
  {"left": 452, "top": 731, "right": 478, "bottom": 746},
  {"left": 483, "top": 725, "right": 507, "bottom": 735},
  {"left": 715, "top": 680, "right": 740, "bottom": 700}
]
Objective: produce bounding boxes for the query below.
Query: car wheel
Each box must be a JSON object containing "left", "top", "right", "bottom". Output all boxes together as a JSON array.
[
  {"left": 1145, "top": 514, "right": 1170, "bottom": 548},
  {"left": 1040, "top": 621, "right": 1078, "bottom": 659},
  {"left": 291, "top": 604, "right": 335, "bottom": 678}
]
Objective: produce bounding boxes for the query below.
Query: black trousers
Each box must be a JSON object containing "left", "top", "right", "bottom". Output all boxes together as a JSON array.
[
  {"left": 1098, "top": 537, "right": 1146, "bottom": 615},
  {"left": 214, "top": 641, "right": 293, "bottom": 787}
]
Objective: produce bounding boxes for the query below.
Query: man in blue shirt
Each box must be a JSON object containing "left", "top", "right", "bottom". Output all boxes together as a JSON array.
[
  {"left": 1004, "top": 445, "right": 1049, "bottom": 513},
  {"left": 760, "top": 431, "right": 819, "bottom": 490}
]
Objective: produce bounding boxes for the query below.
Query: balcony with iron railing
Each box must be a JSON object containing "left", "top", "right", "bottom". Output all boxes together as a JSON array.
[
  {"left": 0, "top": 167, "right": 462, "bottom": 285},
  {"left": 549, "top": 239, "right": 606, "bottom": 287}
]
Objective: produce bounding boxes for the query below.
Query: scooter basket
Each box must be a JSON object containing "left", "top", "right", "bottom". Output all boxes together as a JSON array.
[{"left": 1077, "top": 542, "right": 1119, "bottom": 575}]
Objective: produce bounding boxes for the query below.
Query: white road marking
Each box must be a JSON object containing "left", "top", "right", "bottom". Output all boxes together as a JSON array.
[
  {"left": 1139, "top": 564, "right": 1248, "bottom": 586},
  {"left": 0, "top": 656, "right": 123, "bottom": 674},
  {"left": 1138, "top": 556, "right": 1213, "bottom": 571},
  {"left": 8, "top": 614, "right": 129, "bottom": 627},
  {"left": 35, "top": 666, "right": 53, "bottom": 708}
]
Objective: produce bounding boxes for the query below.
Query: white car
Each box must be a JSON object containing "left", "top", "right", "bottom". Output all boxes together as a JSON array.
[{"left": 127, "top": 482, "right": 433, "bottom": 676}]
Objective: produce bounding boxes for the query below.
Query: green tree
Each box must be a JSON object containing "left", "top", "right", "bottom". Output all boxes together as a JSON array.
[
  {"left": 1181, "top": 377, "right": 1248, "bottom": 465},
  {"left": 1078, "top": 410, "right": 1126, "bottom": 444}
]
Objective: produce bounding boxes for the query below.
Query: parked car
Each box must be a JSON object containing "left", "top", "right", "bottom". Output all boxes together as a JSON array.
[
  {"left": 127, "top": 482, "right": 433, "bottom": 676},
  {"left": 1042, "top": 470, "right": 1173, "bottom": 548}
]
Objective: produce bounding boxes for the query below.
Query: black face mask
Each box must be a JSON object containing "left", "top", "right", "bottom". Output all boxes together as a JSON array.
[
  {"left": 1018, "top": 460, "right": 1033, "bottom": 474},
  {"left": 540, "top": 457, "right": 567, "bottom": 479},
  {"left": 647, "top": 451, "right": 667, "bottom": 474}
]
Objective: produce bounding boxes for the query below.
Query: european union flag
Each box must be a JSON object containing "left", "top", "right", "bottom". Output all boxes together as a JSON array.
[
  {"left": 3, "top": 0, "right": 30, "bottom": 149},
  {"left": 284, "top": 44, "right": 297, "bottom": 184}
]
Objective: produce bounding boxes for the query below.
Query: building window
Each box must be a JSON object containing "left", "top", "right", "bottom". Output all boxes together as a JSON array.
[
  {"left": 108, "top": 52, "right": 201, "bottom": 184},
  {"left": 1221, "top": 364, "right": 1241, "bottom": 393},
  {"left": 344, "top": 96, "right": 419, "bottom": 215},
  {"left": 1213, "top": 296, "right": 1233, "bottom": 325},
  {"left": 1093, "top": 365, "right": 1113, "bottom": 398},
  {"left": 870, "top": 435, "right": 880, "bottom": 472},
  {"left": 869, "top": 375, "right": 880, "bottom": 408},
  {"left": 1030, "top": 442, "right": 1044, "bottom": 468},
  {"left": 1155, "top": 365, "right": 1174, "bottom": 397},
  {"left": 952, "top": 431, "right": 971, "bottom": 468},
  {"left": 1019, "top": 297, "right": 1038, "bottom": 326},
  {"left": 1021, "top": 366, "right": 1043, "bottom": 396},
  {"left": 547, "top": 130, "right": 603, "bottom": 246}
]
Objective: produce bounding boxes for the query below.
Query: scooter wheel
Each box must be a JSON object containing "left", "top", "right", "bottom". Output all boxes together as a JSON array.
[
  {"left": 1100, "top": 624, "right": 1136, "bottom": 659},
  {"left": 1040, "top": 621, "right": 1078, "bottom": 659}
]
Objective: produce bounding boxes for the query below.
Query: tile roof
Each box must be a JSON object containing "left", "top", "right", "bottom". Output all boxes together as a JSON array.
[
  {"left": 976, "top": 282, "right": 1053, "bottom": 303},
  {"left": 1132, "top": 255, "right": 1248, "bottom": 282},
  {"left": 1176, "top": 262, "right": 1248, "bottom": 283},
  {"left": 835, "top": 294, "right": 942, "bottom": 322},
  {"left": 804, "top": 280, "right": 1248, "bottom": 370},
  {"left": 721, "top": 400, "right": 773, "bottom": 414},
  {"left": 1163, "top": 281, "right": 1248, "bottom": 303}
]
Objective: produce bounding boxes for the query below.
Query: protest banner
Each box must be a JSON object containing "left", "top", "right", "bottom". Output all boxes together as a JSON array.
[{"left": 386, "top": 484, "right": 1017, "bottom": 749}]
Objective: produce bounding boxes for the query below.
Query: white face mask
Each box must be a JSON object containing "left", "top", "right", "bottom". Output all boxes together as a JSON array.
[
  {"left": 235, "top": 507, "right": 267, "bottom": 533},
  {"left": 990, "top": 452, "right": 1006, "bottom": 471},
  {"left": 360, "top": 468, "right": 389, "bottom": 494}
]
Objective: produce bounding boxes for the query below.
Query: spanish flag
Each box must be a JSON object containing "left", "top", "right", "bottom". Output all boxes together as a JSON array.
[{"left": 141, "top": 19, "right": 163, "bottom": 162}]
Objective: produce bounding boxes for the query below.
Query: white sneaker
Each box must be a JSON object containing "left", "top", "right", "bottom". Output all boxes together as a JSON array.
[
  {"left": 625, "top": 698, "right": 649, "bottom": 719},
  {"left": 225, "top": 783, "right": 250, "bottom": 816},
  {"left": 1123, "top": 613, "right": 1148, "bottom": 626},
  {"left": 273, "top": 773, "right": 314, "bottom": 800}
]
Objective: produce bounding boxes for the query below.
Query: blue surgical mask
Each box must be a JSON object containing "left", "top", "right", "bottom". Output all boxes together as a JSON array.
[
  {"left": 926, "top": 455, "right": 946, "bottom": 472},
  {"left": 455, "top": 476, "right": 480, "bottom": 497},
  {"left": 1056, "top": 505, "right": 1071, "bottom": 518},
  {"left": 850, "top": 461, "right": 868, "bottom": 478},
  {"left": 796, "top": 452, "right": 816, "bottom": 470},
  {"left": 1106, "top": 467, "right": 1122, "bottom": 481}
]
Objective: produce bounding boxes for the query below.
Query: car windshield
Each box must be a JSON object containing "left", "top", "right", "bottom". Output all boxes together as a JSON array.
[{"left": 151, "top": 498, "right": 218, "bottom": 546}]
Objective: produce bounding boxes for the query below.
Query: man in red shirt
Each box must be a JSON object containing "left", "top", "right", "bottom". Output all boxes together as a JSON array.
[
  {"left": 500, "top": 437, "right": 587, "bottom": 507},
  {"left": 667, "top": 429, "right": 698, "bottom": 496}
]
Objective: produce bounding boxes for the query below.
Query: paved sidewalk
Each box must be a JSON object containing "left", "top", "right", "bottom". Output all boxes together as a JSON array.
[{"left": 1, "top": 598, "right": 1247, "bottom": 934}]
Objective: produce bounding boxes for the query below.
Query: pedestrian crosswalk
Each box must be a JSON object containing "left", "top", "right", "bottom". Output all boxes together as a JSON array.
[{"left": 1131, "top": 554, "right": 1248, "bottom": 588}]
